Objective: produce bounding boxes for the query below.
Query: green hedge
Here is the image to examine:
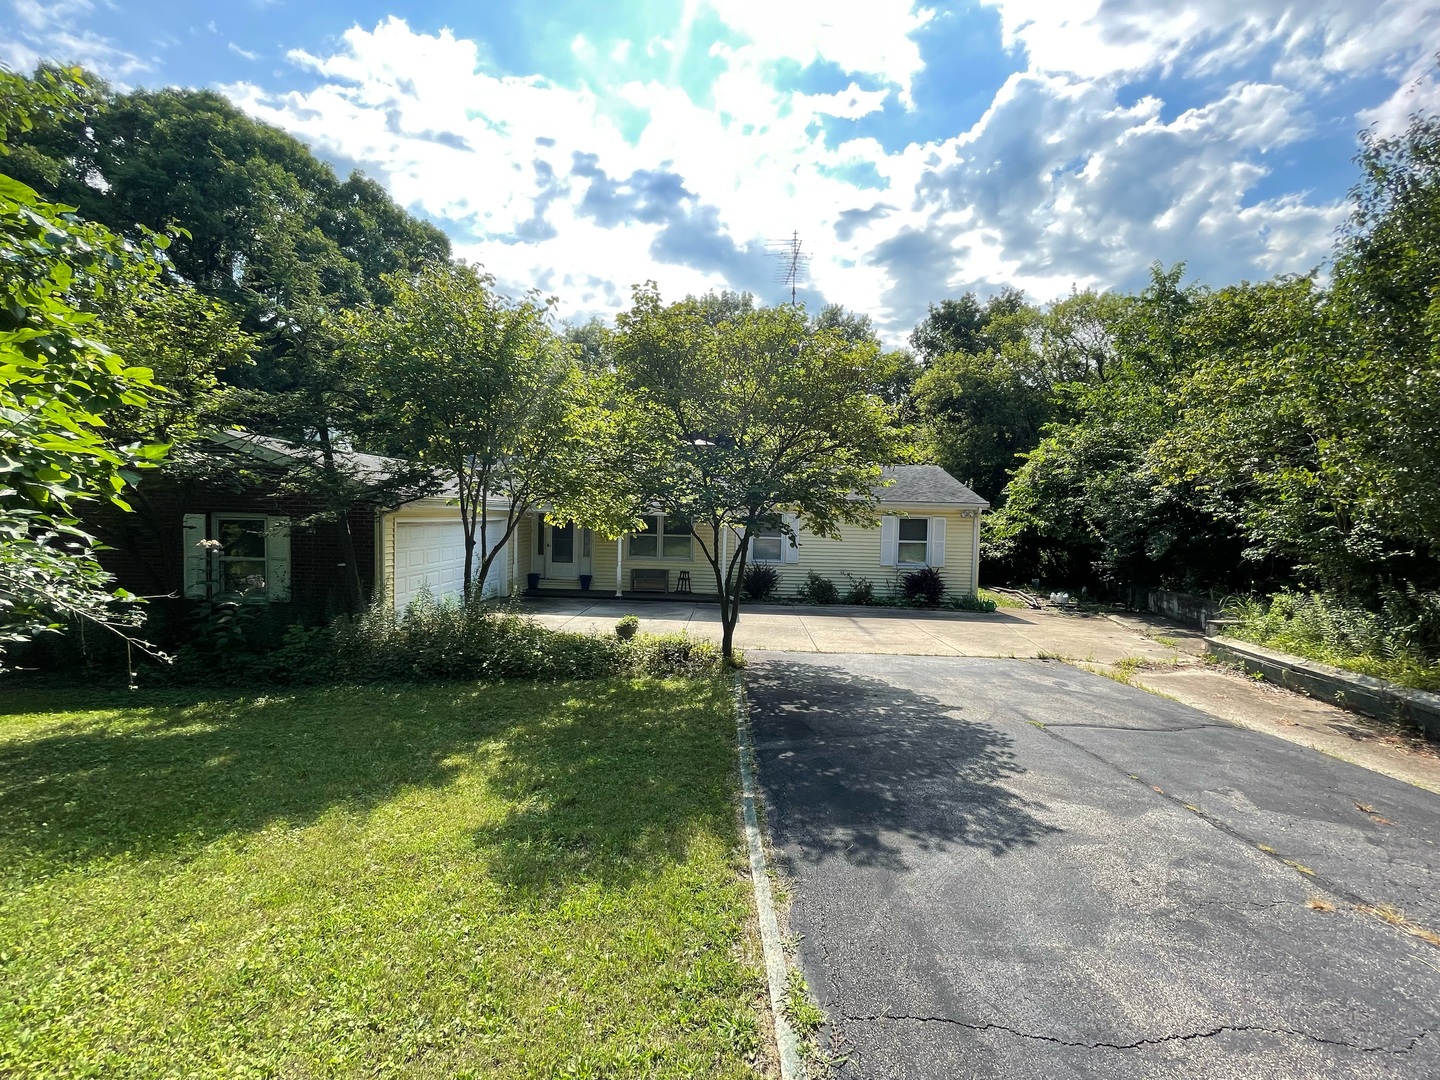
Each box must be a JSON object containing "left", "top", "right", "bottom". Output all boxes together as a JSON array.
[{"left": 156, "top": 593, "right": 730, "bottom": 685}]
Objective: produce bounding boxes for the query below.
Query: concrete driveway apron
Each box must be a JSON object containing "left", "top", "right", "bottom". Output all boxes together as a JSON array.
[{"left": 746, "top": 652, "right": 1440, "bottom": 1079}]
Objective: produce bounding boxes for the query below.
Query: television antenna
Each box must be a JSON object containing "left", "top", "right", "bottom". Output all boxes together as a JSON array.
[{"left": 765, "top": 230, "right": 809, "bottom": 306}]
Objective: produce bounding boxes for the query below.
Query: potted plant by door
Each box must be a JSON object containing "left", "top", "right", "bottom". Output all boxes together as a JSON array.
[
  {"left": 579, "top": 573, "right": 593, "bottom": 591},
  {"left": 526, "top": 572, "right": 541, "bottom": 591}
]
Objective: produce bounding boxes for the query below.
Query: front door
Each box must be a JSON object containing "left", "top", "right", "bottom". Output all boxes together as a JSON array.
[{"left": 546, "top": 520, "right": 579, "bottom": 580}]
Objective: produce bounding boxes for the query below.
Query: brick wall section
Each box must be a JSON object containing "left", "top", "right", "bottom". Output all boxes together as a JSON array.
[{"left": 85, "top": 476, "right": 379, "bottom": 615}]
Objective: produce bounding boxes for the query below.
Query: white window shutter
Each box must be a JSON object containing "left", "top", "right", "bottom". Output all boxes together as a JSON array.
[
  {"left": 182, "top": 513, "right": 209, "bottom": 599},
  {"left": 880, "top": 514, "right": 898, "bottom": 566},
  {"left": 930, "top": 516, "right": 946, "bottom": 567},
  {"left": 267, "top": 518, "right": 292, "bottom": 601},
  {"left": 783, "top": 513, "right": 801, "bottom": 564}
]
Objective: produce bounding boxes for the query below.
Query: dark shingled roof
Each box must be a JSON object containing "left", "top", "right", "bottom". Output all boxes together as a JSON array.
[{"left": 875, "top": 465, "right": 989, "bottom": 508}]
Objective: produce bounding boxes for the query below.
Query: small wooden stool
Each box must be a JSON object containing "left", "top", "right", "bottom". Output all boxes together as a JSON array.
[{"left": 676, "top": 570, "right": 692, "bottom": 593}]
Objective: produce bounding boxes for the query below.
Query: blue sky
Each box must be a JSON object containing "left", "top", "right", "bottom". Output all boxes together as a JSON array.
[{"left": 5, "top": 0, "right": 1439, "bottom": 341}]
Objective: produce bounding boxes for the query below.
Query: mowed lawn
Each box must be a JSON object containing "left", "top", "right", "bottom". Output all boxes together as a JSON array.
[{"left": 0, "top": 678, "right": 766, "bottom": 1079}]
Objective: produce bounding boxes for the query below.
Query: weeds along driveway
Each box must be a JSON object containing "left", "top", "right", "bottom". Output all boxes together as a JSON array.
[{"left": 746, "top": 652, "right": 1440, "bottom": 1079}]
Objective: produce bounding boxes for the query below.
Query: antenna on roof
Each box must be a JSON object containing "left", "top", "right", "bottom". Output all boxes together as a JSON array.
[{"left": 765, "top": 230, "right": 809, "bottom": 306}]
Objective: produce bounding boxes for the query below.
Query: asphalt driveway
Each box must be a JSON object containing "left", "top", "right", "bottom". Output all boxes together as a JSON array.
[{"left": 746, "top": 652, "right": 1440, "bottom": 1079}]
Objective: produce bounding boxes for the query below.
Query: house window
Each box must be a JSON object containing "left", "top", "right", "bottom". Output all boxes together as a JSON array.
[
  {"left": 629, "top": 515, "right": 692, "bottom": 559},
  {"left": 629, "top": 515, "right": 660, "bottom": 557},
  {"left": 662, "top": 518, "right": 692, "bottom": 558},
  {"left": 215, "top": 515, "right": 270, "bottom": 597},
  {"left": 752, "top": 524, "right": 783, "bottom": 564},
  {"left": 897, "top": 517, "right": 929, "bottom": 565}
]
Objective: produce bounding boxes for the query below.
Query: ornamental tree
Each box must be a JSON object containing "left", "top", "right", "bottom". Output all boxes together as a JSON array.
[
  {"left": 340, "top": 260, "right": 629, "bottom": 601},
  {"left": 612, "top": 284, "right": 902, "bottom": 658}
]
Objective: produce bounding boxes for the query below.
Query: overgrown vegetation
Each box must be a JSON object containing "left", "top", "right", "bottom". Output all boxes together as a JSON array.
[
  {"left": 1224, "top": 591, "right": 1440, "bottom": 692},
  {"left": 894, "top": 102, "right": 1440, "bottom": 676},
  {"left": 0, "top": 680, "right": 766, "bottom": 1077},
  {"left": 842, "top": 573, "right": 876, "bottom": 606},
  {"left": 167, "top": 597, "right": 730, "bottom": 685},
  {"left": 947, "top": 591, "right": 1000, "bottom": 613}
]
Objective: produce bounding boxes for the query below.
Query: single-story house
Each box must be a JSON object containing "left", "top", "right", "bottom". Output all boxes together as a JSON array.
[
  {"left": 86, "top": 431, "right": 509, "bottom": 631},
  {"left": 507, "top": 464, "right": 988, "bottom": 603},
  {"left": 91, "top": 434, "right": 987, "bottom": 625}
]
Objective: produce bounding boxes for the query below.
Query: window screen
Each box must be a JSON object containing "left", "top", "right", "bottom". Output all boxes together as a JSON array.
[{"left": 897, "top": 517, "right": 929, "bottom": 564}]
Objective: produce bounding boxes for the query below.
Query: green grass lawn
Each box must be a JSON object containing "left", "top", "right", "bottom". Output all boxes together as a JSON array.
[
  {"left": 977, "top": 588, "right": 1025, "bottom": 610},
  {"left": 0, "top": 679, "right": 767, "bottom": 1079}
]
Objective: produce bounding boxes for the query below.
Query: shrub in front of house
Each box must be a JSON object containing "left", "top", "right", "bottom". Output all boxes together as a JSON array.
[
  {"left": 321, "top": 593, "right": 729, "bottom": 683},
  {"left": 330, "top": 595, "right": 621, "bottom": 682},
  {"left": 796, "top": 571, "right": 840, "bottom": 605},
  {"left": 902, "top": 566, "right": 946, "bottom": 607},
  {"left": 842, "top": 574, "right": 875, "bottom": 606},
  {"left": 742, "top": 563, "right": 780, "bottom": 601}
]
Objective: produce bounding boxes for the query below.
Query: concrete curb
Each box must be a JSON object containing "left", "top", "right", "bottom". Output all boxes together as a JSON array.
[
  {"left": 730, "top": 677, "right": 807, "bottom": 1080},
  {"left": 1205, "top": 635, "right": 1440, "bottom": 740}
]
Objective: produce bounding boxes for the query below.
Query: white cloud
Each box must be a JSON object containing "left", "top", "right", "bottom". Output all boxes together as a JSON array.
[
  {"left": 228, "top": 42, "right": 259, "bottom": 62},
  {"left": 981, "top": 0, "right": 1440, "bottom": 88},
  {"left": 1, "top": 0, "right": 150, "bottom": 81},
  {"left": 227, "top": 16, "right": 944, "bottom": 332},
  {"left": 699, "top": 0, "right": 935, "bottom": 103},
  {"left": 225, "top": 10, "right": 1411, "bottom": 342},
  {"left": 1358, "top": 55, "right": 1440, "bottom": 137},
  {"left": 0, "top": 0, "right": 1400, "bottom": 345}
]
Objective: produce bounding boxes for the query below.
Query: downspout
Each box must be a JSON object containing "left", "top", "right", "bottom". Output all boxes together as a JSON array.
[
  {"left": 615, "top": 531, "right": 625, "bottom": 597},
  {"left": 508, "top": 507, "right": 518, "bottom": 597},
  {"left": 970, "top": 509, "right": 982, "bottom": 595},
  {"left": 375, "top": 509, "right": 386, "bottom": 610}
]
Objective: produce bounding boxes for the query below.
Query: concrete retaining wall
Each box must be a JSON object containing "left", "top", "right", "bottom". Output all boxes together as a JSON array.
[
  {"left": 1206, "top": 635, "right": 1440, "bottom": 740},
  {"left": 1128, "top": 588, "right": 1223, "bottom": 631}
]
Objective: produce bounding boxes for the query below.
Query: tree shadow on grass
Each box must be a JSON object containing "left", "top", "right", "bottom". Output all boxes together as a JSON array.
[
  {"left": 0, "top": 684, "right": 494, "bottom": 880},
  {"left": 745, "top": 659, "right": 1060, "bottom": 874},
  {"left": 0, "top": 680, "right": 744, "bottom": 901},
  {"left": 464, "top": 678, "right": 744, "bottom": 905}
]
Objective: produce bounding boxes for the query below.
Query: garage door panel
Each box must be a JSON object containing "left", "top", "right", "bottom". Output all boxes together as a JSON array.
[{"left": 394, "top": 518, "right": 508, "bottom": 612}]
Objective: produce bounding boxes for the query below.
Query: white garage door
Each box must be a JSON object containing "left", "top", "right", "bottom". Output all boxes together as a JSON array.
[{"left": 392, "top": 519, "right": 511, "bottom": 613}]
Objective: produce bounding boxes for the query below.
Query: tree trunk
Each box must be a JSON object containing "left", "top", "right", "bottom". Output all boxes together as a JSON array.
[
  {"left": 462, "top": 533, "right": 476, "bottom": 601},
  {"left": 317, "top": 425, "right": 364, "bottom": 609},
  {"left": 335, "top": 511, "right": 364, "bottom": 610}
]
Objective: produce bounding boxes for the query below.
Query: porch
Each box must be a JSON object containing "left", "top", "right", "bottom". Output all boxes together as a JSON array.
[{"left": 512, "top": 512, "right": 726, "bottom": 599}]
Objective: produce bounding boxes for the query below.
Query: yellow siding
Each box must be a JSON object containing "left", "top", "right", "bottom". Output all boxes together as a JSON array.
[
  {"left": 515, "top": 509, "right": 982, "bottom": 599},
  {"left": 764, "top": 506, "right": 980, "bottom": 599},
  {"left": 379, "top": 510, "right": 396, "bottom": 608}
]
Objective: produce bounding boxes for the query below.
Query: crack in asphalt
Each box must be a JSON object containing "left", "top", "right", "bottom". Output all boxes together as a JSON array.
[
  {"left": 1042, "top": 721, "right": 1222, "bottom": 733},
  {"left": 1026, "top": 723, "right": 1433, "bottom": 930},
  {"left": 837, "top": 1015, "right": 1431, "bottom": 1055}
]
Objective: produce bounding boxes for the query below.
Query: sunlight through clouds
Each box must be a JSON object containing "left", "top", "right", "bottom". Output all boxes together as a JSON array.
[{"left": 7, "top": 0, "right": 1438, "bottom": 339}]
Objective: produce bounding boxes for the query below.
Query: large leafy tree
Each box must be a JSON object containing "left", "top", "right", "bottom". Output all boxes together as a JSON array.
[
  {"left": 0, "top": 69, "right": 169, "bottom": 656},
  {"left": 1324, "top": 108, "right": 1440, "bottom": 565},
  {"left": 613, "top": 285, "right": 901, "bottom": 658},
  {"left": 988, "top": 265, "right": 1251, "bottom": 589},
  {"left": 9, "top": 70, "right": 455, "bottom": 609},
  {"left": 341, "top": 260, "right": 622, "bottom": 600}
]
